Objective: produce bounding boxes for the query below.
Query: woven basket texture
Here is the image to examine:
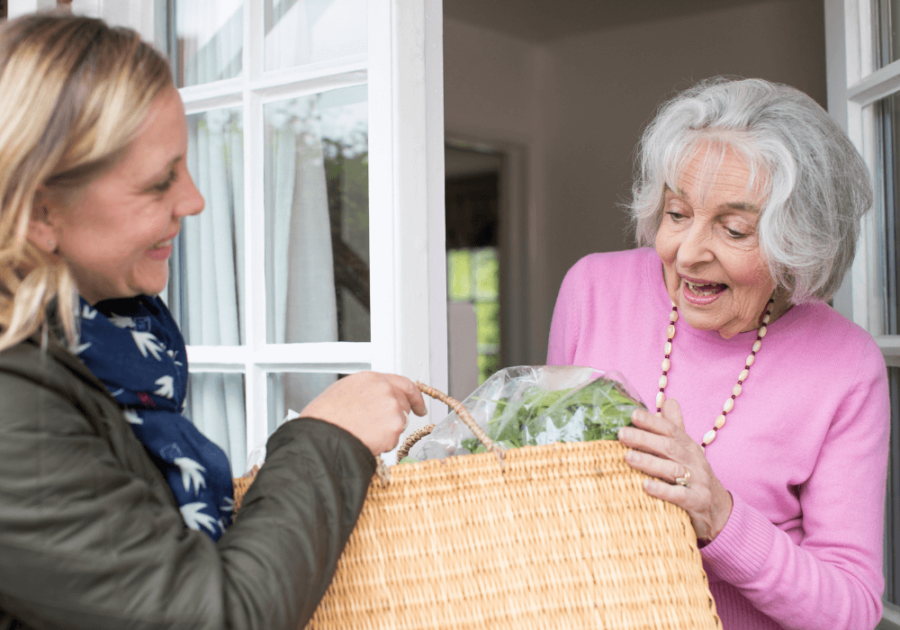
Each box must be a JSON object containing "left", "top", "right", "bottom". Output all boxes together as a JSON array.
[{"left": 237, "top": 440, "right": 721, "bottom": 630}]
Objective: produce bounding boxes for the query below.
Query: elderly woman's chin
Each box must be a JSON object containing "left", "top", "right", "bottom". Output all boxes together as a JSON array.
[{"left": 663, "top": 276, "right": 778, "bottom": 339}]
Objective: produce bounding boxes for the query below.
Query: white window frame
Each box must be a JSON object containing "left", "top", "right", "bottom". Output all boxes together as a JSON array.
[
  {"left": 826, "top": 0, "right": 900, "bottom": 626},
  {"left": 12, "top": 0, "right": 448, "bottom": 460}
]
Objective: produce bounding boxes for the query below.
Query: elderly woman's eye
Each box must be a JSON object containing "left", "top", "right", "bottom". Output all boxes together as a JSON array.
[
  {"left": 665, "top": 211, "right": 685, "bottom": 222},
  {"left": 725, "top": 227, "right": 747, "bottom": 239}
]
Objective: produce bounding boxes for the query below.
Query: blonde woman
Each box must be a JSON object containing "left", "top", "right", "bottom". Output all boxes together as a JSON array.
[{"left": 0, "top": 13, "right": 425, "bottom": 630}]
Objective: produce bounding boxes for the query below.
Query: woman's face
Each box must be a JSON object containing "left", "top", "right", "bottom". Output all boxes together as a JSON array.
[
  {"left": 33, "top": 87, "right": 204, "bottom": 305},
  {"left": 655, "top": 145, "right": 775, "bottom": 339}
]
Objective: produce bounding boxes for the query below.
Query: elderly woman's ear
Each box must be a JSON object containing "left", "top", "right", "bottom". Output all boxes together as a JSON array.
[{"left": 27, "top": 192, "right": 60, "bottom": 255}]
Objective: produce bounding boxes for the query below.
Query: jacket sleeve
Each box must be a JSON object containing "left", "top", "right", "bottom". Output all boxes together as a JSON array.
[
  {"left": 0, "top": 371, "right": 376, "bottom": 630},
  {"left": 700, "top": 338, "right": 889, "bottom": 630}
]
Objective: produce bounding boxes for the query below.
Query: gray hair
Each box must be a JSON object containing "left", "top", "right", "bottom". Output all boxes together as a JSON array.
[{"left": 630, "top": 77, "right": 873, "bottom": 303}]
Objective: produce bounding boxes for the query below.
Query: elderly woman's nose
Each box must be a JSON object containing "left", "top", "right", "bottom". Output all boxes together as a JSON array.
[{"left": 677, "top": 224, "right": 714, "bottom": 265}]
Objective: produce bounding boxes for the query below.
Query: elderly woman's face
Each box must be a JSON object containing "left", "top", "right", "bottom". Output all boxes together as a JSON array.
[
  {"left": 35, "top": 87, "right": 204, "bottom": 305},
  {"left": 655, "top": 146, "right": 775, "bottom": 339}
]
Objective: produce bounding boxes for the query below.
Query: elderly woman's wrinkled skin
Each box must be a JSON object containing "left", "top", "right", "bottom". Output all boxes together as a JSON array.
[
  {"left": 619, "top": 145, "right": 788, "bottom": 542},
  {"left": 655, "top": 146, "right": 776, "bottom": 340}
]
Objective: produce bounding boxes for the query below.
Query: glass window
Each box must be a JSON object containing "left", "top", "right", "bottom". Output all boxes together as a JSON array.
[
  {"left": 267, "top": 372, "right": 337, "bottom": 431},
  {"left": 875, "top": 0, "right": 900, "bottom": 69},
  {"left": 52, "top": 0, "right": 446, "bottom": 475},
  {"left": 887, "top": 368, "right": 900, "bottom": 606},
  {"left": 170, "top": 107, "right": 245, "bottom": 346},
  {"left": 184, "top": 373, "right": 246, "bottom": 475},
  {"left": 263, "top": 85, "right": 369, "bottom": 344},
  {"left": 876, "top": 94, "right": 900, "bottom": 608},
  {"left": 170, "top": 0, "right": 243, "bottom": 87},
  {"left": 264, "top": 0, "right": 367, "bottom": 72},
  {"left": 447, "top": 248, "right": 500, "bottom": 384}
]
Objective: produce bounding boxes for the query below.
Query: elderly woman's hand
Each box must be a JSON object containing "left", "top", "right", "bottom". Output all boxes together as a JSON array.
[
  {"left": 300, "top": 371, "right": 428, "bottom": 457},
  {"left": 617, "top": 398, "right": 733, "bottom": 542}
]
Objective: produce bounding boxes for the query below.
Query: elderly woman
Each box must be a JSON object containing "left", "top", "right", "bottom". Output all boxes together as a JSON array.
[
  {"left": 0, "top": 13, "right": 426, "bottom": 630},
  {"left": 548, "top": 78, "right": 889, "bottom": 630}
]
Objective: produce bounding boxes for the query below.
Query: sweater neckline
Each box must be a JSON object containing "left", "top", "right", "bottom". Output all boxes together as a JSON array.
[{"left": 640, "top": 247, "right": 805, "bottom": 347}]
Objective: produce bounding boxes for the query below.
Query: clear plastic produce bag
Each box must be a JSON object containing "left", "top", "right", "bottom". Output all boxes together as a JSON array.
[{"left": 407, "top": 365, "right": 646, "bottom": 462}]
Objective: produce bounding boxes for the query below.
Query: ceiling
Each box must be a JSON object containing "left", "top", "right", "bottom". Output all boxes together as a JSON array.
[{"left": 443, "top": 0, "right": 775, "bottom": 42}]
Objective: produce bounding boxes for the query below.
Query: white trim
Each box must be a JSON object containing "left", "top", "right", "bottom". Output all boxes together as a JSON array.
[
  {"left": 242, "top": 0, "right": 268, "bottom": 455},
  {"left": 179, "top": 68, "right": 368, "bottom": 112},
  {"left": 826, "top": 0, "right": 854, "bottom": 319},
  {"left": 848, "top": 61, "right": 900, "bottom": 107},
  {"left": 425, "top": 0, "right": 449, "bottom": 422},
  {"left": 368, "top": 0, "right": 447, "bottom": 460},
  {"left": 880, "top": 602, "right": 900, "bottom": 630},
  {"left": 874, "top": 336, "right": 900, "bottom": 366},
  {"left": 187, "top": 342, "right": 371, "bottom": 369},
  {"left": 7, "top": 0, "right": 53, "bottom": 19},
  {"left": 367, "top": 0, "right": 398, "bottom": 378}
]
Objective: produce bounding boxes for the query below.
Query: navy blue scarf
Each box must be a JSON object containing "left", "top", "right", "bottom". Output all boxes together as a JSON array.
[{"left": 75, "top": 295, "right": 234, "bottom": 541}]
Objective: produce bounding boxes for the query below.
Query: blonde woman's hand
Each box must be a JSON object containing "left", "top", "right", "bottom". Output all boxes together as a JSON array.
[
  {"left": 616, "top": 398, "right": 733, "bottom": 542},
  {"left": 299, "top": 371, "right": 428, "bottom": 456}
]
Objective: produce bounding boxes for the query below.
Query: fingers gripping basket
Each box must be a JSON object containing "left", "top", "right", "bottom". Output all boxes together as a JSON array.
[{"left": 234, "top": 383, "right": 722, "bottom": 630}]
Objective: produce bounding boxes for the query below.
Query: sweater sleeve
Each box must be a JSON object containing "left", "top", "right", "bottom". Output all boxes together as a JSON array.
[
  {"left": 700, "top": 338, "right": 889, "bottom": 630},
  {"left": 0, "top": 369, "right": 376, "bottom": 630},
  {"left": 547, "top": 258, "right": 585, "bottom": 365}
]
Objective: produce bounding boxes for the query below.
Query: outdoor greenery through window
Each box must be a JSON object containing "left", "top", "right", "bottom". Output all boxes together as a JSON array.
[{"left": 447, "top": 248, "right": 500, "bottom": 384}]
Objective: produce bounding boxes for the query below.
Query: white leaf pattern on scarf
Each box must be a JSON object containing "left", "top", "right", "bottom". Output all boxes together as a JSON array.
[
  {"left": 180, "top": 503, "right": 219, "bottom": 534},
  {"left": 154, "top": 375, "right": 175, "bottom": 398},
  {"left": 174, "top": 457, "right": 207, "bottom": 494},
  {"left": 132, "top": 331, "right": 165, "bottom": 360}
]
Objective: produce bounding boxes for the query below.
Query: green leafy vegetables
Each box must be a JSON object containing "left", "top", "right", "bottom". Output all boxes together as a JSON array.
[{"left": 459, "top": 377, "right": 643, "bottom": 455}]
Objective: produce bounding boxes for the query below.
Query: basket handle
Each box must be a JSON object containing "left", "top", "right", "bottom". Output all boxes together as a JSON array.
[{"left": 406, "top": 382, "right": 506, "bottom": 459}]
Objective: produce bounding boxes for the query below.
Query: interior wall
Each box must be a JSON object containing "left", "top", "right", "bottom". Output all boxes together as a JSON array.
[
  {"left": 443, "top": 0, "right": 826, "bottom": 364},
  {"left": 534, "top": 0, "right": 826, "bottom": 360},
  {"left": 443, "top": 16, "right": 548, "bottom": 365}
]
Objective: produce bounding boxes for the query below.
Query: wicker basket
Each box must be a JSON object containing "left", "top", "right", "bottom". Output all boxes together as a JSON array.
[{"left": 234, "top": 383, "right": 721, "bottom": 630}]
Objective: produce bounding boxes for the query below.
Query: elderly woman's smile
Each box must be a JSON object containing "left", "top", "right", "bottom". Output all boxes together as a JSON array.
[{"left": 655, "top": 145, "right": 777, "bottom": 339}]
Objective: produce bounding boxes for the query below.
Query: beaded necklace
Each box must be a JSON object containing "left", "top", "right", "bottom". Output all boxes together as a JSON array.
[{"left": 655, "top": 296, "right": 775, "bottom": 449}]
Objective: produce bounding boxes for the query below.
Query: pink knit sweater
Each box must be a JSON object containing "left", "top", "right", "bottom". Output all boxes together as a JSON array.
[{"left": 547, "top": 248, "right": 889, "bottom": 630}]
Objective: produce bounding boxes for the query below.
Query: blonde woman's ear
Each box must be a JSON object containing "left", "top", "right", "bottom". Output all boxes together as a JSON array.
[{"left": 27, "top": 198, "right": 59, "bottom": 254}]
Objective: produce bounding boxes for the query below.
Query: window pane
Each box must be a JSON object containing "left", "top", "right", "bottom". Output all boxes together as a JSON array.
[
  {"left": 264, "top": 0, "right": 367, "bottom": 72},
  {"left": 877, "top": 97, "right": 900, "bottom": 608},
  {"left": 184, "top": 372, "right": 247, "bottom": 476},
  {"left": 169, "top": 0, "right": 243, "bottom": 87},
  {"left": 72, "top": 0, "right": 242, "bottom": 88},
  {"left": 267, "top": 372, "right": 339, "bottom": 432},
  {"left": 263, "top": 85, "right": 369, "bottom": 344},
  {"left": 448, "top": 247, "right": 501, "bottom": 385},
  {"left": 874, "top": 0, "right": 900, "bottom": 69},
  {"left": 170, "top": 107, "right": 245, "bottom": 346},
  {"left": 876, "top": 96, "right": 900, "bottom": 336}
]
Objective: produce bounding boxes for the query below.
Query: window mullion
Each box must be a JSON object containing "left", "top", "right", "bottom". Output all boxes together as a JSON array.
[{"left": 243, "top": 0, "right": 268, "bottom": 453}]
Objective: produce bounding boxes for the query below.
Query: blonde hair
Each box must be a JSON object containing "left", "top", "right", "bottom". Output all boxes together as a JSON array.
[{"left": 0, "top": 12, "right": 174, "bottom": 351}]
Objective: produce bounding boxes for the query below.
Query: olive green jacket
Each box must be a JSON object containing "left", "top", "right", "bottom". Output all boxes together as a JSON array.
[{"left": 0, "top": 336, "right": 376, "bottom": 630}]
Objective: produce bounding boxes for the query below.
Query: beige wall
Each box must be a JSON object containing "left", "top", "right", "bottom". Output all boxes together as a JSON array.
[{"left": 443, "top": 0, "right": 826, "bottom": 363}]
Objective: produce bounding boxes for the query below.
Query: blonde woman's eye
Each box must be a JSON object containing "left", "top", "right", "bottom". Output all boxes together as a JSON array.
[{"left": 152, "top": 170, "right": 177, "bottom": 193}]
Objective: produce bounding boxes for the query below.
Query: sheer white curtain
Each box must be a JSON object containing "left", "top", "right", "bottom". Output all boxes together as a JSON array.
[
  {"left": 75, "top": 0, "right": 345, "bottom": 472},
  {"left": 266, "top": 97, "right": 338, "bottom": 431},
  {"left": 184, "top": 108, "right": 246, "bottom": 473}
]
